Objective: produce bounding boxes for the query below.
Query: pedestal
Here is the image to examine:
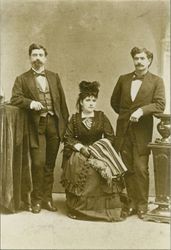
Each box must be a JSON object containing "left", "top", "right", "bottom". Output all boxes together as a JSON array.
[{"left": 144, "top": 143, "right": 171, "bottom": 223}]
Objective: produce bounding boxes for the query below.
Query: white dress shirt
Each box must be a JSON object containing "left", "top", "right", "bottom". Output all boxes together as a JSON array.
[
  {"left": 32, "top": 67, "right": 47, "bottom": 92},
  {"left": 30, "top": 68, "right": 47, "bottom": 109},
  {"left": 131, "top": 79, "right": 142, "bottom": 101}
]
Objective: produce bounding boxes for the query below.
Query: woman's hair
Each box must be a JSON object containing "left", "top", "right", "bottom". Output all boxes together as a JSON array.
[{"left": 76, "top": 81, "right": 100, "bottom": 112}]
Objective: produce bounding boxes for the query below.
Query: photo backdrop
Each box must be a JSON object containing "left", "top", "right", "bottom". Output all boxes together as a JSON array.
[{"left": 1, "top": 0, "right": 170, "bottom": 193}]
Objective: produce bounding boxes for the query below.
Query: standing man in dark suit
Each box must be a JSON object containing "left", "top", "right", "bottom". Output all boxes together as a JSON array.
[
  {"left": 11, "top": 43, "right": 69, "bottom": 213},
  {"left": 111, "top": 47, "right": 165, "bottom": 219}
]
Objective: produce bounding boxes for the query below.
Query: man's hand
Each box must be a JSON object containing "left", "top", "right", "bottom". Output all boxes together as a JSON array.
[
  {"left": 30, "top": 101, "right": 44, "bottom": 111},
  {"left": 130, "top": 108, "right": 143, "bottom": 122}
]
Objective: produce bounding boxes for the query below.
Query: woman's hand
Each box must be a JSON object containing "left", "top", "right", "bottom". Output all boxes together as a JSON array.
[{"left": 80, "top": 147, "right": 90, "bottom": 158}]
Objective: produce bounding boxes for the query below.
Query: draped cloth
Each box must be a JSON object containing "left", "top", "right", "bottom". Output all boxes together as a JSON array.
[
  {"left": 89, "top": 138, "right": 127, "bottom": 178},
  {"left": 0, "top": 104, "right": 32, "bottom": 212}
]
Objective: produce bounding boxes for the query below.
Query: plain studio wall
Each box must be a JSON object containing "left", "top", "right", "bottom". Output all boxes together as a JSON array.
[{"left": 1, "top": 0, "right": 169, "bottom": 194}]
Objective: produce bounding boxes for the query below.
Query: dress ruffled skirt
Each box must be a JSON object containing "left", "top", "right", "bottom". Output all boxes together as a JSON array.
[{"left": 61, "top": 152, "right": 125, "bottom": 222}]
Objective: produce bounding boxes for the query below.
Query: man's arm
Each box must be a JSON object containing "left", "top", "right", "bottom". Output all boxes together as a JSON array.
[
  {"left": 56, "top": 74, "right": 69, "bottom": 122},
  {"left": 130, "top": 77, "right": 166, "bottom": 122},
  {"left": 141, "top": 77, "right": 165, "bottom": 115},
  {"left": 110, "top": 76, "right": 122, "bottom": 114},
  {"left": 11, "top": 76, "right": 44, "bottom": 111},
  {"left": 10, "top": 76, "right": 32, "bottom": 109}
]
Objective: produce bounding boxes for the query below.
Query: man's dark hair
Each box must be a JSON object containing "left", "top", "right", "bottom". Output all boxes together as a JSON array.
[
  {"left": 29, "top": 43, "right": 48, "bottom": 56},
  {"left": 130, "top": 47, "right": 153, "bottom": 64}
]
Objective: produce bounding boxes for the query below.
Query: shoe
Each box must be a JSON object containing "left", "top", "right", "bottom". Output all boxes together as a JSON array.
[
  {"left": 32, "top": 203, "right": 41, "bottom": 214},
  {"left": 121, "top": 208, "right": 137, "bottom": 218},
  {"left": 68, "top": 212, "right": 78, "bottom": 219},
  {"left": 128, "top": 208, "right": 137, "bottom": 216},
  {"left": 42, "top": 201, "right": 57, "bottom": 212},
  {"left": 121, "top": 209, "right": 128, "bottom": 219},
  {"left": 22, "top": 203, "right": 32, "bottom": 212},
  {"left": 137, "top": 210, "right": 146, "bottom": 219}
]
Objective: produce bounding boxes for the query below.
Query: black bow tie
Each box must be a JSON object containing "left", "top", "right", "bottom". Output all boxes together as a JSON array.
[
  {"left": 133, "top": 74, "right": 145, "bottom": 80},
  {"left": 33, "top": 71, "right": 46, "bottom": 77}
]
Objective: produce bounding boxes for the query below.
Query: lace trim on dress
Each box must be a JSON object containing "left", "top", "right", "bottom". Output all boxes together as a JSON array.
[{"left": 82, "top": 117, "right": 93, "bottom": 130}]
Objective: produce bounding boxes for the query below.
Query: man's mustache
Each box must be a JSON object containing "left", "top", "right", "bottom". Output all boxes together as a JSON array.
[
  {"left": 136, "top": 63, "right": 144, "bottom": 67},
  {"left": 33, "top": 59, "right": 43, "bottom": 65}
]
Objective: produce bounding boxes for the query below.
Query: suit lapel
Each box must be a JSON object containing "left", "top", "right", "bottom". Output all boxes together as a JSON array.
[
  {"left": 46, "top": 71, "right": 61, "bottom": 118},
  {"left": 26, "top": 70, "right": 60, "bottom": 109},
  {"left": 126, "top": 72, "right": 135, "bottom": 103},
  {"left": 45, "top": 70, "right": 59, "bottom": 102},
  {"left": 25, "top": 69, "right": 40, "bottom": 100},
  {"left": 133, "top": 71, "right": 151, "bottom": 103}
]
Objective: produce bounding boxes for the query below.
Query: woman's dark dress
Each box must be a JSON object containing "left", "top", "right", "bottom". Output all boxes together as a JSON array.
[{"left": 61, "top": 111, "right": 124, "bottom": 222}]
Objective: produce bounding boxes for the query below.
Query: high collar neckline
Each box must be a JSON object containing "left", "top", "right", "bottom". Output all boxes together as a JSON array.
[{"left": 81, "top": 111, "right": 95, "bottom": 118}]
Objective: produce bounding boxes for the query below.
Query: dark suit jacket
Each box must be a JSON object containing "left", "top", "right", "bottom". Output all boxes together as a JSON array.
[
  {"left": 111, "top": 71, "right": 165, "bottom": 155},
  {"left": 11, "top": 69, "right": 69, "bottom": 148}
]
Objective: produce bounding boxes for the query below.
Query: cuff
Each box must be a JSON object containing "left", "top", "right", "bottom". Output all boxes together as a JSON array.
[
  {"left": 74, "top": 143, "right": 84, "bottom": 151},
  {"left": 30, "top": 100, "right": 36, "bottom": 109},
  {"left": 138, "top": 108, "right": 143, "bottom": 117}
]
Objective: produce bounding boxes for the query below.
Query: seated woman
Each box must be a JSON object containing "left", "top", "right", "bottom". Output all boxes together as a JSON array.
[{"left": 61, "top": 81, "right": 127, "bottom": 222}]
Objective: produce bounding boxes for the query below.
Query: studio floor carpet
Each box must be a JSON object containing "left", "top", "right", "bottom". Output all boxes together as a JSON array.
[{"left": 1, "top": 193, "right": 170, "bottom": 250}]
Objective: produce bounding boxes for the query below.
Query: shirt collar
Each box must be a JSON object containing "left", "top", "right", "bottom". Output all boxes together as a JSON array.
[
  {"left": 31, "top": 67, "right": 45, "bottom": 74},
  {"left": 133, "top": 72, "right": 148, "bottom": 81}
]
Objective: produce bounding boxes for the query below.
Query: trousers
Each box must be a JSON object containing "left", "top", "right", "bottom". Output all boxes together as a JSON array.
[
  {"left": 30, "top": 114, "right": 60, "bottom": 204},
  {"left": 120, "top": 123, "right": 149, "bottom": 211}
]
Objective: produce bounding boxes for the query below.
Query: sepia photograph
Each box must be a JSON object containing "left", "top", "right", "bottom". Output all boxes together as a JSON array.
[{"left": 0, "top": 0, "right": 170, "bottom": 249}]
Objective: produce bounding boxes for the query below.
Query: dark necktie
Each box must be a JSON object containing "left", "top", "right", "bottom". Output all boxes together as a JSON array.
[
  {"left": 33, "top": 71, "right": 46, "bottom": 77},
  {"left": 133, "top": 74, "right": 145, "bottom": 81}
]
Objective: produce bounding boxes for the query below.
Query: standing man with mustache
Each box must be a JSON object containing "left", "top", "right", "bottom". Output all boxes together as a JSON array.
[
  {"left": 111, "top": 47, "right": 165, "bottom": 219},
  {"left": 11, "top": 43, "right": 69, "bottom": 213}
]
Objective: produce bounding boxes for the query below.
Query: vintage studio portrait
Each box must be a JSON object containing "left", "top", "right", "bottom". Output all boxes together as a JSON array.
[{"left": 0, "top": 0, "right": 170, "bottom": 249}]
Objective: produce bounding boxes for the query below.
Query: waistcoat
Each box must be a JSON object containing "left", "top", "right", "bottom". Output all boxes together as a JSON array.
[{"left": 36, "top": 80, "right": 54, "bottom": 117}]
